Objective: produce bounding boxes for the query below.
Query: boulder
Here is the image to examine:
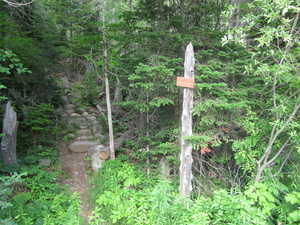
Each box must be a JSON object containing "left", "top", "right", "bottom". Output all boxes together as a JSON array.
[
  {"left": 91, "top": 152, "right": 106, "bottom": 173},
  {"left": 68, "top": 141, "right": 100, "bottom": 153},
  {"left": 88, "top": 144, "right": 105, "bottom": 156}
]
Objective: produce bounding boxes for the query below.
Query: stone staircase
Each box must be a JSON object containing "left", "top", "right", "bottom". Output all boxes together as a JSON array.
[
  {"left": 59, "top": 76, "right": 108, "bottom": 172},
  {"left": 62, "top": 103, "right": 104, "bottom": 153}
]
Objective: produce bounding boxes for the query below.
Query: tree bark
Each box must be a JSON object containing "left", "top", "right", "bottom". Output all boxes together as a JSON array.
[
  {"left": 113, "top": 78, "right": 122, "bottom": 103},
  {"left": 1, "top": 101, "right": 18, "bottom": 165},
  {"left": 126, "top": 0, "right": 132, "bottom": 11},
  {"left": 102, "top": 8, "right": 115, "bottom": 160},
  {"left": 179, "top": 43, "right": 195, "bottom": 198}
]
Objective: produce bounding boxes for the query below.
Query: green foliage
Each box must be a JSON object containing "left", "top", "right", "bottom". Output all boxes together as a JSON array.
[
  {"left": 0, "top": 84, "right": 7, "bottom": 102},
  {"left": 0, "top": 49, "right": 31, "bottom": 75},
  {"left": 222, "top": 0, "right": 300, "bottom": 184},
  {"left": 0, "top": 3, "right": 65, "bottom": 107},
  {"left": 20, "top": 103, "right": 59, "bottom": 147},
  {"left": 0, "top": 173, "right": 26, "bottom": 210},
  {"left": 89, "top": 155, "right": 300, "bottom": 224},
  {"left": 0, "top": 172, "right": 25, "bottom": 225},
  {"left": 0, "top": 166, "right": 81, "bottom": 224},
  {"left": 0, "top": 49, "right": 32, "bottom": 103},
  {"left": 285, "top": 191, "right": 300, "bottom": 224},
  {"left": 72, "top": 72, "right": 101, "bottom": 105},
  {"left": 127, "top": 57, "right": 181, "bottom": 113},
  {"left": 89, "top": 156, "right": 191, "bottom": 225},
  {"left": 191, "top": 189, "right": 268, "bottom": 225}
]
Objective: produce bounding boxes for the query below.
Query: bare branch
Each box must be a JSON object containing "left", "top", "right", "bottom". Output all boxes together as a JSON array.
[{"left": 2, "top": 0, "right": 35, "bottom": 7}]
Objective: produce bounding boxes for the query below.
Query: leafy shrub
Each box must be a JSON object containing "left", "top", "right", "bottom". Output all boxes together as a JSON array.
[
  {"left": 0, "top": 166, "right": 81, "bottom": 224},
  {"left": 89, "top": 156, "right": 192, "bottom": 224},
  {"left": 285, "top": 191, "right": 300, "bottom": 224},
  {"left": 89, "top": 155, "right": 300, "bottom": 225},
  {"left": 0, "top": 172, "right": 26, "bottom": 224}
]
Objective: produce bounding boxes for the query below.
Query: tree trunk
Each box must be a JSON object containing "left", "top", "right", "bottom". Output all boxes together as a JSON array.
[
  {"left": 126, "top": 0, "right": 132, "bottom": 10},
  {"left": 179, "top": 43, "right": 195, "bottom": 198},
  {"left": 113, "top": 78, "right": 122, "bottom": 103},
  {"left": 102, "top": 11, "right": 115, "bottom": 160},
  {"left": 1, "top": 101, "right": 18, "bottom": 165}
]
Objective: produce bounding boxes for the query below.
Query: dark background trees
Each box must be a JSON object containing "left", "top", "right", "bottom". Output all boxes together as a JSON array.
[{"left": 1, "top": 0, "right": 300, "bottom": 224}]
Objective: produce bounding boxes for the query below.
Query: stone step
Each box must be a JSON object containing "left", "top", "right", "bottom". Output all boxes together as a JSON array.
[
  {"left": 77, "top": 129, "right": 92, "bottom": 136},
  {"left": 68, "top": 141, "right": 100, "bottom": 153},
  {"left": 76, "top": 136, "right": 94, "bottom": 141},
  {"left": 68, "top": 118, "right": 89, "bottom": 129},
  {"left": 64, "top": 104, "right": 74, "bottom": 110}
]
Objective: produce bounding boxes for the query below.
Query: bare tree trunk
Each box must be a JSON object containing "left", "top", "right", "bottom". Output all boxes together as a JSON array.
[
  {"left": 1, "top": 101, "right": 18, "bottom": 165},
  {"left": 126, "top": 0, "right": 132, "bottom": 10},
  {"left": 102, "top": 10, "right": 115, "bottom": 160},
  {"left": 146, "top": 92, "right": 150, "bottom": 174},
  {"left": 113, "top": 78, "right": 122, "bottom": 103},
  {"left": 179, "top": 43, "right": 195, "bottom": 198}
]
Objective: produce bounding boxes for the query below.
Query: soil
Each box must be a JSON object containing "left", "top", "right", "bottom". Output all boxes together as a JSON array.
[{"left": 59, "top": 142, "right": 92, "bottom": 224}]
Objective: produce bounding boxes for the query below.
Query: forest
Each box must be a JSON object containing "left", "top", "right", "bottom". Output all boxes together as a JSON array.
[{"left": 0, "top": 0, "right": 300, "bottom": 224}]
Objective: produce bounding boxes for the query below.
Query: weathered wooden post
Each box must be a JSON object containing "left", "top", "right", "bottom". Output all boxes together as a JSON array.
[
  {"left": 1, "top": 101, "right": 18, "bottom": 165},
  {"left": 177, "top": 43, "right": 195, "bottom": 198}
]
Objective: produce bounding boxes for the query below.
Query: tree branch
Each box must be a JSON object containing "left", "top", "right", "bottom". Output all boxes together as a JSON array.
[{"left": 3, "top": 0, "right": 34, "bottom": 7}]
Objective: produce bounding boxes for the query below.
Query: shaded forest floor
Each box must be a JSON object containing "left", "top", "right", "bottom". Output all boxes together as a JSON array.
[{"left": 59, "top": 143, "right": 92, "bottom": 223}]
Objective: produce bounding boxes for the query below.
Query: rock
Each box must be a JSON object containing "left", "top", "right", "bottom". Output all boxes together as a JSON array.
[
  {"left": 91, "top": 152, "right": 106, "bottom": 173},
  {"left": 39, "top": 159, "right": 51, "bottom": 166},
  {"left": 68, "top": 118, "right": 89, "bottom": 129},
  {"left": 88, "top": 144, "right": 105, "bottom": 156},
  {"left": 61, "top": 76, "right": 71, "bottom": 89},
  {"left": 70, "top": 113, "right": 81, "bottom": 118},
  {"left": 94, "top": 134, "right": 107, "bottom": 141},
  {"left": 76, "top": 108, "right": 86, "bottom": 113},
  {"left": 64, "top": 104, "right": 74, "bottom": 110},
  {"left": 82, "top": 112, "right": 89, "bottom": 117},
  {"left": 61, "top": 113, "right": 69, "bottom": 122},
  {"left": 66, "top": 109, "right": 74, "bottom": 114},
  {"left": 69, "top": 141, "right": 100, "bottom": 153},
  {"left": 66, "top": 133, "right": 76, "bottom": 139},
  {"left": 76, "top": 136, "right": 94, "bottom": 141},
  {"left": 92, "top": 121, "right": 103, "bottom": 134},
  {"left": 61, "top": 96, "right": 68, "bottom": 101},
  {"left": 77, "top": 129, "right": 92, "bottom": 136},
  {"left": 87, "top": 116, "right": 96, "bottom": 122}
]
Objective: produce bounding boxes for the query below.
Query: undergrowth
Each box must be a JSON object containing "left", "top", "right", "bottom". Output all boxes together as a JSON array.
[
  {"left": 0, "top": 165, "right": 82, "bottom": 224},
  {"left": 0, "top": 102, "right": 83, "bottom": 224},
  {"left": 88, "top": 154, "right": 300, "bottom": 225}
]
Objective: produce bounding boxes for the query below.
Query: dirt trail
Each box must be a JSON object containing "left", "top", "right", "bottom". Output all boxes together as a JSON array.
[{"left": 59, "top": 142, "right": 92, "bottom": 224}]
